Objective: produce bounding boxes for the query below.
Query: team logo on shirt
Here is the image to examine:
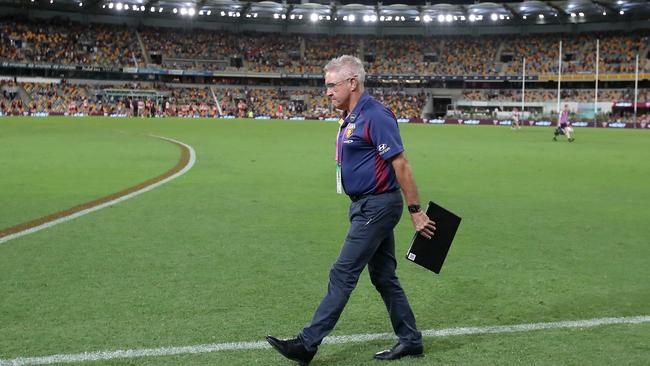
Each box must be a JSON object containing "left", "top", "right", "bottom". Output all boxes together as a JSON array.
[
  {"left": 378, "top": 143, "right": 391, "bottom": 155},
  {"left": 345, "top": 123, "right": 355, "bottom": 138}
]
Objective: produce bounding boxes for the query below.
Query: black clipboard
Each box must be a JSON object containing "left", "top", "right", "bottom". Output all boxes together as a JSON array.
[{"left": 405, "top": 201, "right": 461, "bottom": 274}]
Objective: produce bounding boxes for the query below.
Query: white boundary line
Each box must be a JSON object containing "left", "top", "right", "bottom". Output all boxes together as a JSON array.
[
  {"left": 0, "top": 135, "right": 196, "bottom": 245},
  {"left": 1, "top": 315, "right": 648, "bottom": 365}
]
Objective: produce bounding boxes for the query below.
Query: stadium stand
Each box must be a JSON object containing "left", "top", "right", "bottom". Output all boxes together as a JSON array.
[
  {"left": 1, "top": 15, "right": 649, "bottom": 122},
  {"left": 2, "top": 18, "right": 648, "bottom": 76}
]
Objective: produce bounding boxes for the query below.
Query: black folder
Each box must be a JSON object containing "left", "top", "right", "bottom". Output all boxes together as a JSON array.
[{"left": 405, "top": 201, "right": 461, "bottom": 274}]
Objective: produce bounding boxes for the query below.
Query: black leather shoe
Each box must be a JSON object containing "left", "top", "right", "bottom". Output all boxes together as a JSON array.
[
  {"left": 373, "top": 342, "right": 424, "bottom": 361},
  {"left": 266, "top": 335, "right": 316, "bottom": 366}
]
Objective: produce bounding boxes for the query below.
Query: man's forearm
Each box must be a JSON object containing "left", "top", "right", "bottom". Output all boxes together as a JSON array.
[{"left": 392, "top": 153, "right": 421, "bottom": 206}]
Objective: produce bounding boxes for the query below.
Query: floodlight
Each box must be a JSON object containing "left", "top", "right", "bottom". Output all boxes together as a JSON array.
[
  {"left": 140, "top": 5, "right": 144, "bottom": 11},
  {"left": 108, "top": 2, "right": 114, "bottom": 9},
  {"left": 422, "top": 15, "right": 431, "bottom": 22},
  {"left": 538, "top": 14, "right": 544, "bottom": 19},
  {"left": 310, "top": 13, "right": 318, "bottom": 22},
  {"left": 380, "top": 15, "right": 385, "bottom": 21},
  {"left": 414, "top": 16, "right": 420, "bottom": 21},
  {"left": 469, "top": 14, "right": 475, "bottom": 22},
  {"left": 290, "top": 14, "right": 295, "bottom": 19},
  {"left": 570, "top": 12, "right": 576, "bottom": 17},
  {"left": 619, "top": 10, "right": 624, "bottom": 15},
  {"left": 445, "top": 14, "right": 452, "bottom": 22},
  {"left": 188, "top": 8, "right": 195, "bottom": 16},
  {"left": 370, "top": 15, "right": 377, "bottom": 22},
  {"left": 116, "top": 2, "right": 123, "bottom": 10},
  {"left": 207, "top": 10, "right": 211, "bottom": 15},
  {"left": 79, "top": 2, "right": 83, "bottom": 7},
  {"left": 150, "top": 6, "right": 155, "bottom": 12},
  {"left": 491, "top": 13, "right": 498, "bottom": 21},
  {"left": 348, "top": 14, "right": 355, "bottom": 22},
  {"left": 578, "top": 12, "right": 584, "bottom": 17},
  {"left": 173, "top": 8, "right": 177, "bottom": 13},
  {"left": 437, "top": 14, "right": 444, "bottom": 22}
]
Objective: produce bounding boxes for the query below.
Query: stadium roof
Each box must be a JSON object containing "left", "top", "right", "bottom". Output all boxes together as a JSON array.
[{"left": 4, "top": 0, "right": 650, "bottom": 25}]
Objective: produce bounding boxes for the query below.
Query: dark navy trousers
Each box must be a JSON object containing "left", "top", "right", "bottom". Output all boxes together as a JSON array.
[{"left": 299, "top": 190, "right": 422, "bottom": 351}]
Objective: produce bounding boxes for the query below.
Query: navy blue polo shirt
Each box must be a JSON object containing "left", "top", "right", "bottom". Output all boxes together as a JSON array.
[{"left": 336, "top": 91, "right": 404, "bottom": 196}]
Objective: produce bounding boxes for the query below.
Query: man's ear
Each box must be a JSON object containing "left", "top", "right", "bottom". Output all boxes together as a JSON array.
[{"left": 350, "top": 78, "right": 359, "bottom": 92}]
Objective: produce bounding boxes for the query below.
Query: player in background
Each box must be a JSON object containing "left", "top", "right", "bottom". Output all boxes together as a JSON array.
[
  {"left": 553, "top": 104, "right": 575, "bottom": 142},
  {"left": 138, "top": 99, "right": 145, "bottom": 118},
  {"left": 511, "top": 107, "right": 521, "bottom": 130},
  {"left": 277, "top": 103, "right": 284, "bottom": 119},
  {"left": 68, "top": 100, "right": 77, "bottom": 115}
]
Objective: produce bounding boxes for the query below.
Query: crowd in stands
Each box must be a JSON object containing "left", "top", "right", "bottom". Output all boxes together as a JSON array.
[
  {"left": 0, "top": 81, "right": 427, "bottom": 119},
  {"left": 5, "top": 79, "right": 650, "bottom": 121},
  {"left": 458, "top": 88, "right": 649, "bottom": 103},
  {"left": 0, "top": 79, "right": 23, "bottom": 114},
  {"left": 501, "top": 32, "right": 650, "bottom": 75},
  {"left": 2, "top": 18, "right": 648, "bottom": 76},
  {"left": 139, "top": 27, "right": 302, "bottom": 72},
  {"left": 0, "top": 18, "right": 143, "bottom": 67}
]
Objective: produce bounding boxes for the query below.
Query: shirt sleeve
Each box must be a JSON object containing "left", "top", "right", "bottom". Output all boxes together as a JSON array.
[{"left": 369, "top": 107, "right": 404, "bottom": 161}]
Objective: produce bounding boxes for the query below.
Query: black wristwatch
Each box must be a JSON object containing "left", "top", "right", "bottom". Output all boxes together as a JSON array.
[{"left": 407, "top": 204, "right": 421, "bottom": 214}]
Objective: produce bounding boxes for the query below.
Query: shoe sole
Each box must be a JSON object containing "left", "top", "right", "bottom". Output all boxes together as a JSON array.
[
  {"left": 374, "top": 353, "right": 425, "bottom": 361},
  {"left": 266, "top": 337, "right": 311, "bottom": 366}
]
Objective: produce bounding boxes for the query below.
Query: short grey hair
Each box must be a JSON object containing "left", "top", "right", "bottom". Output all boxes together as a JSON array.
[{"left": 324, "top": 55, "right": 366, "bottom": 83}]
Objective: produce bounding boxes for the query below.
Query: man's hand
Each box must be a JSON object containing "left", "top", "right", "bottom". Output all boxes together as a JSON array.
[{"left": 410, "top": 211, "right": 436, "bottom": 239}]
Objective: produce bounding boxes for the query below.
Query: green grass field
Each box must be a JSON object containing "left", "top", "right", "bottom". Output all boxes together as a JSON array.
[{"left": 1, "top": 117, "right": 649, "bottom": 365}]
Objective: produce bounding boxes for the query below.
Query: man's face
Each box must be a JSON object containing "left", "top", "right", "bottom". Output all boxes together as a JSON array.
[{"left": 325, "top": 71, "right": 352, "bottom": 111}]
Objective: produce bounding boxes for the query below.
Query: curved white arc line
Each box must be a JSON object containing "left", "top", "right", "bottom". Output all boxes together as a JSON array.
[
  {"left": 0, "top": 135, "right": 196, "bottom": 245},
  {"left": 1, "top": 315, "right": 648, "bottom": 365}
]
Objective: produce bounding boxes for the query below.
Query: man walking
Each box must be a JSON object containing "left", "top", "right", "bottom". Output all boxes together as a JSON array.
[{"left": 266, "top": 55, "right": 436, "bottom": 365}]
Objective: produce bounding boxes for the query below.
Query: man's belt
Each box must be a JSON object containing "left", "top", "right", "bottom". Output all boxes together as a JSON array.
[{"left": 349, "top": 188, "right": 399, "bottom": 202}]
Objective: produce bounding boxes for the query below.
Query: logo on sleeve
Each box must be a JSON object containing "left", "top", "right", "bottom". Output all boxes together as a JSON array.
[{"left": 378, "top": 143, "right": 391, "bottom": 155}]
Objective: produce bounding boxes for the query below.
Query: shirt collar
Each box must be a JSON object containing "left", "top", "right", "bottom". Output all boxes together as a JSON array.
[{"left": 341, "top": 91, "right": 371, "bottom": 126}]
